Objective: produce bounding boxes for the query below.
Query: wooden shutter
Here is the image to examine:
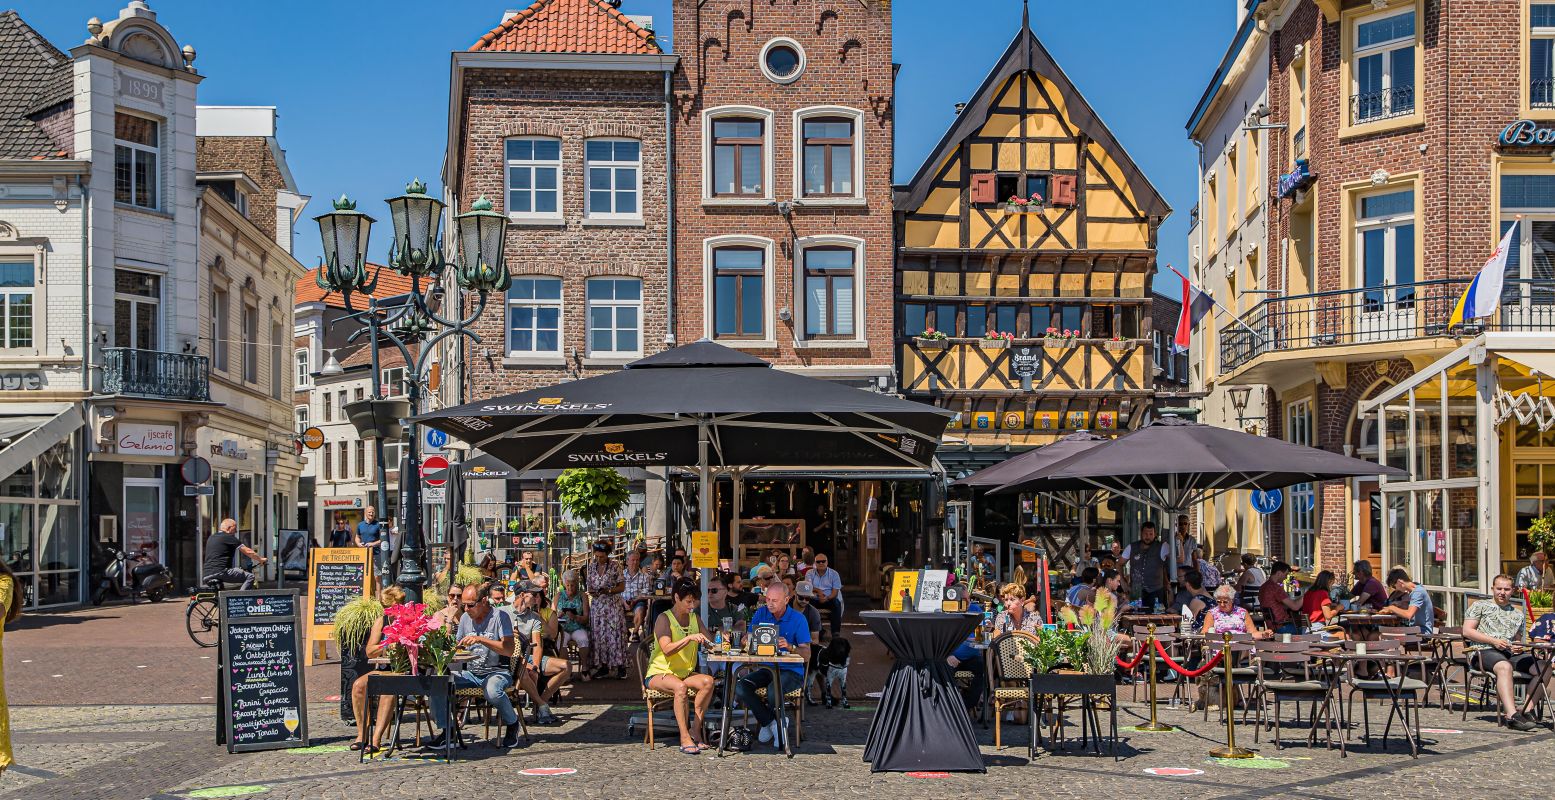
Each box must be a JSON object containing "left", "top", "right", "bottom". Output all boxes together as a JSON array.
[
  {"left": 1051, "top": 174, "right": 1078, "bottom": 206},
  {"left": 969, "top": 172, "right": 996, "bottom": 204}
]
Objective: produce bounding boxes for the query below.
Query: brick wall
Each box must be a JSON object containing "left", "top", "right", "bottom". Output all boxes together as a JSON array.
[
  {"left": 671, "top": 0, "right": 894, "bottom": 369},
  {"left": 457, "top": 68, "right": 670, "bottom": 399},
  {"left": 196, "top": 137, "right": 287, "bottom": 241}
]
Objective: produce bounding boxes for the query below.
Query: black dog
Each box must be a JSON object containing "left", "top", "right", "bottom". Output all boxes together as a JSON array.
[{"left": 808, "top": 636, "right": 851, "bottom": 708}]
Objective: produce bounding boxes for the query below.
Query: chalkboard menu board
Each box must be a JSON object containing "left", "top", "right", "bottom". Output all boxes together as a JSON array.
[
  {"left": 219, "top": 589, "right": 308, "bottom": 753},
  {"left": 312, "top": 562, "right": 366, "bottom": 626}
]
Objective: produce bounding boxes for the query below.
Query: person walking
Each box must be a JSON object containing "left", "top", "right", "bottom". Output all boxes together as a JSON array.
[
  {"left": 0, "top": 558, "right": 20, "bottom": 774},
  {"left": 585, "top": 541, "right": 627, "bottom": 680}
]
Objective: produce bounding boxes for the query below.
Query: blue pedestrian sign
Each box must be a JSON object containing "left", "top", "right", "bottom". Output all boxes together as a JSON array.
[
  {"left": 425, "top": 428, "right": 448, "bottom": 450},
  {"left": 1250, "top": 488, "right": 1283, "bottom": 515}
]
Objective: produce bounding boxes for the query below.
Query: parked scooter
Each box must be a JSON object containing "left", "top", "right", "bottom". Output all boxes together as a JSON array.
[{"left": 93, "top": 546, "right": 172, "bottom": 605}]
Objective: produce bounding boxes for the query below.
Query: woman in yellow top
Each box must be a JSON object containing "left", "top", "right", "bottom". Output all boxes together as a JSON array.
[
  {"left": 0, "top": 559, "right": 20, "bottom": 774},
  {"left": 645, "top": 581, "right": 714, "bottom": 753}
]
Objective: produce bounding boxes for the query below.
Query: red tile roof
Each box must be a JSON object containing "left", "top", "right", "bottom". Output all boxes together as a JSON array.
[
  {"left": 470, "top": 0, "right": 660, "bottom": 54},
  {"left": 295, "top": 265, "right": 418, "bottom": 309}
]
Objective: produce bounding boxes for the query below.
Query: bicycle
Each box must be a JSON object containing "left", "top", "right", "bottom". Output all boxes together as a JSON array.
[{"left": 185, "top": 576, "right": 227, "bottom": 648}]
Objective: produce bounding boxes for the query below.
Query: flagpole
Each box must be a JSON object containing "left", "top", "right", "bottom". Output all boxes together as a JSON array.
[{"left": 1168, "top": 265, "right": 1265, "bottom": 342}]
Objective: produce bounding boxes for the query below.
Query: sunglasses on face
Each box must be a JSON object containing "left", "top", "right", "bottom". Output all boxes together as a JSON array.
[
  {"left": 815, "top": 560, "right": 828, "bottom": 565},
  {"left": 461, "top": 601, "right": 483, "bottom": 608}
]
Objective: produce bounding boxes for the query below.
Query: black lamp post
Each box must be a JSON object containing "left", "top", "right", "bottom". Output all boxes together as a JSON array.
[{"left": 315, "top": 181, "right": 510, "bottom": 601}]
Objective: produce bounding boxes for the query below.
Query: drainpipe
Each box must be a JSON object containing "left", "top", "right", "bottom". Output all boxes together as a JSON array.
[
  {"left": 77, "top": 174, "right": 90, "bottom": 605},
  {"left": 79, "top": 175, "right": 90, "bottom": 392},
  {"left": 664, "top": 68, "right": 677, "bottom": 344}
]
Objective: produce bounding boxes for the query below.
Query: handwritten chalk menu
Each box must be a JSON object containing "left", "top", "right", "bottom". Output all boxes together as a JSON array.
[
  {"left": 219, "top": 589, "right": 308, "bottom": 753},
  {"left": 305, "top": 547, "right": 370, "bottom": 665}
]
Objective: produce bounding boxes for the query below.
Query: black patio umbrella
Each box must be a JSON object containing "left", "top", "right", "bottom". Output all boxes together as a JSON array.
[
  {"left": 415, "top": 339, "right": 952, "bottom": 614},
  {"left": 989, "top": 415, "right": 1408, "bottom": 577}
]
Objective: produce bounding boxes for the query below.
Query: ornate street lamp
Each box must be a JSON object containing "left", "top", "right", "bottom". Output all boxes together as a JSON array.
[{"left": 315, "top": 182, "right": 506, "bottom": 601}]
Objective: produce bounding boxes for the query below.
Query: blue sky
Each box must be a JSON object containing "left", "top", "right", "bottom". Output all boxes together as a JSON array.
[{"left": 23, "top": 1, "right": 1233, "bottom": 296}]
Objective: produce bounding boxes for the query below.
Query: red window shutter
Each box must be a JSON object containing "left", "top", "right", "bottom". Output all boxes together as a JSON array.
[
  {"left": 1051, "top": 174, "right": 1077, "bottom": 206},
  {"left": 969, "top": 173, "right": 996, "bottom": 204}
]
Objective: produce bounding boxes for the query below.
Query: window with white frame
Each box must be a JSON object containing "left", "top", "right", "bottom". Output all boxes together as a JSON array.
[
  {"left": 113, "top": 269, "right": 160, "bottom": 350},
  {"left": 211, "top": 288, "right": 228, "bottom": 371},
  {"left": 1287, "top": 399, "right": 1316, "bottom": 571},
  {"left": 242, "top": 303, "right": 258, "bottom": 383},
  {"left": 1351, "top": 7, "right": 1416, "bottom": 123},
  {"left": 380, "top": 366, "right": 406, "bottom": 398},
  {"left": 506, "top": 277, "right": 562, "bottom": 356},
  {"left": 337, "top": 440, "right": 348, "bottom": 479},
  {"left": 384, "top": 441, "right": 405, "bottom": 472},
  {"left": 322, "top": 442, "right": 332, "bottom": 480},
  {"left": 801, "top": 246, "right": 857, "bottom": 338},
  {"left": 355, "top": 441, "right": 366, "bottom": 479},
  {"left": 270, "top": 321, "right": 284, "bottom": 400},
  {"left": 1356, "top": 188, "right": 1416, "bottom": 310},
  {"left": 322, "top": 391, "right": 333, "bottom": 423},
  {"left": 294, "top": 348, "right": 310, "bottom": 387},
  {"left": 800, "top": 117, "right": 854, "bottom": 197},
  {"left": 294, "top": 405, "right": 309, "bottom": 433},
  {"left": 504, "top": 138, "right": 561, "bottom": 219},
  {"left": 711, "top": 246, "right": 766, "bottom": 339},
  {"left": 0, "top": 260, "right": 35, "bottom": 349},
  {"left": 585, "top": 139, "right": 640, "bottom": 219},
  {"left": 114, "top": 112, "right": 159, "bottom": 209},
  {"left": 1533, "top": 4, "right": 1555, "bottom": 108},
  {"left": 711, "top": 117, "right": 765, "bottom": 197},
  {"left": 586, "top": 278, "right": 642, "bottom": 356}
]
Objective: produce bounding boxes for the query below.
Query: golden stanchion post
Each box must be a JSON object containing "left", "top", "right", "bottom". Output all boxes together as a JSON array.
[
  {"left": 1209, "top": 631, "right": 1254, "bottom": 758},
  {"left": 1135, "top": 623, "right": 1173, "bottom": 732}
]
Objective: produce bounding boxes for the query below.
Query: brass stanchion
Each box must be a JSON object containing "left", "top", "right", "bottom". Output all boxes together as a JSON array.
[
  {"left": 1135, "top": 623, "right": 1173, "bottom": 732},
  {"left": 1208, "top": 631, "right": 1254, "bottom": 758}
]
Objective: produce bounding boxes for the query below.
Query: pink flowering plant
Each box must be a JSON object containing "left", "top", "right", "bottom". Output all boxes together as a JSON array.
[
  {"left": 380, "top": 602, "right": 457, "bottom": 675},
  {"left": 918, "top": 328, "right": 948, "bottom": 341},
  {"left": 983, "top": 330, "right": 1015, "bottom": 342},
  {"left": 1006, "top": 191, "right": 1046, "bottom": 210},
  {"left": 1044, "top": 327, "right": 1078, "bottom": 341}
]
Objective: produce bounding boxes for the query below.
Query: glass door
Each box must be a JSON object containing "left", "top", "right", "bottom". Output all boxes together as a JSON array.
[
  {"left": 1355, "top": 189, "right": 1416, "bottom": 343},
  {"left": 122, "top": 479, "right": 163, "bottom": 581},
  {"left": 1501, "top": 217, "right": 1555, "bottom": 330},
  {"left": 113, "top": 270, "right": 162, "bottom": 351}
]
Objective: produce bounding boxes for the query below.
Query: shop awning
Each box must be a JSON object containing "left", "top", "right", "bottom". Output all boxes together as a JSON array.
[{"left": 0, "top": 407, "right": 83, "bottom": 481}]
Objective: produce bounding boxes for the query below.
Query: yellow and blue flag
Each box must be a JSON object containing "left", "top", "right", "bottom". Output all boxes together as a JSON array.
[{"left": 1448, "top": 220, "right": 1518, "bottom": 328}]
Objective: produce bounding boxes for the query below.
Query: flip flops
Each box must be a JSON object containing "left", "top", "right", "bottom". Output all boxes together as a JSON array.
[{"left": 678, "top": 744, "right": 701, "bottom": 755}]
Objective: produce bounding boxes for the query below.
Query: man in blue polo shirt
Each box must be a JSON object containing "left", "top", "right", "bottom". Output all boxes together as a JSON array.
[{"left": 736, "top": 582, "right": 812, "bottom": 748}]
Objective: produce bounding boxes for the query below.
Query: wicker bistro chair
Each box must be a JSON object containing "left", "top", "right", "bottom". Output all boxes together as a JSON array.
[
  {"left": 1252, "top": 643, "right": 1340, "bottom": 752},
  {"left": 752, "top": 663, "right": 807, "bottom": 744},
  {"left": 988, "top": 632, "right": 1034, "bottom": 750},
  {"left": 448, "top": 659, "right": 531, "bottom": 745},
  {"left": 632, "top": 638, "right": 698, "bottom": 750}
]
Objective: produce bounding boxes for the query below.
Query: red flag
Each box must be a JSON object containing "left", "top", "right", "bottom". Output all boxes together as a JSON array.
[{"left": 1173, "top": 269, "right": 1216, "bottom": 349}]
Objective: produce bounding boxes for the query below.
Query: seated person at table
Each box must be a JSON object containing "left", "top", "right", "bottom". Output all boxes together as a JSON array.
[
  {"left": 1350, "top": 560, "right": 1387, "bottom": 611},
  {"left": 512, "top": 550, "right": 539, "bottom": 582},
  {"left": 1202, "top": 584, "right": 1270, "bottom": 639},
  {"left": 554, "top": 569, "right": 592, "bottom": 680},
  {"left": 993, "top": 582, "right": 1041, "bottom": 636},
  {"left": 432, "top": 584, "right": 465, "bottom": 630},
  {"left": 487, "top": 582, "right": 512, "bottom": 617},
  {"left": 1068, "top": 568, "right": 1098, "bottom": 607},
  {"left": 511, "top": 580, "right": 567, "bottom": 726},
  {"left": 664, "top": 554, "right": 691, "bottom": 587},
  {"left": 1301, "top": 570, "right": 1345, "bottom": 638},
  {"left": 1381, "top": 568, "right": 1435, "bottom": 635},
  {"left": 646, "top": 580, "right": 716, "bottom": 753},
  {"left": 623, "top": 549, "right": 655, "bottom": 638},
  {"left": 790, "top": 579, "right": 824, "bottom": 644},
  {"left": 807, "top": 553, "right": 845, "bottom": 639},
  {"left": 735, "top": 582, "right": 812, "bottom": 748},
  {"left": 348, "top": 585, "right": 406, "bottom": 752},
  {"left": 948, "top": 599, "right": 987, "bottom": 713},
  {"left": 1258, "top": 561, "right": 1303, "bottom": 636},
  {"left": 428, "top": 584, "right": 523, "bottom": 749},
  {"left": 1464, "top": 574, "right": 1551, "bottom": 732},
  {"left": 707, "top": 572, "right": 746, "bottom": 618},
  {"left": 1177, "top": 570, "right": 1214, "bottom": 632}
]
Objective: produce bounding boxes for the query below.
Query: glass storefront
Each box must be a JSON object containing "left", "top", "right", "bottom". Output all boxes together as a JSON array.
[{"left": 0, "top": 431, "right": 83, "bottom": 608}]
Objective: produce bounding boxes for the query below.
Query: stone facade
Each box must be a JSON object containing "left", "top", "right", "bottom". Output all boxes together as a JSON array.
[
  {"left": 670, "top": 0, "right": 894, "bottom": 381},
  {"left": 453, "top": 67, "right": 672, "bottom": 399}
]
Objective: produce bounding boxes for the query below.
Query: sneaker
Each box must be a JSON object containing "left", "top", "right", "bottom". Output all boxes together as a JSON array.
[
  {"left": 501, "top": 722, "right": 523, "bottom": 748},
  {"left": 591, "top": 666, "right": 611, "bottom": 680},
  {"left": 771, "top": 719, "right": 789, "bottom": 749},
  {"left": 616, "top": 666, "right": 628, "bottom": 680},
  {"left": 536, "top": 709, "right": 560, "bottom": 726},
  {"left": 756, "top": 722, "right": 775, "bottom": 743},
  {"left": 1509, "top": 713, "right": 1540, "bottom": 732}
]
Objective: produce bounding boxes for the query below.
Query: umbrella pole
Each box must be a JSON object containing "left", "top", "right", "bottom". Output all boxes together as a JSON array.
[{"left": 699, "top": 419, "right": 712, "bottom": 624}]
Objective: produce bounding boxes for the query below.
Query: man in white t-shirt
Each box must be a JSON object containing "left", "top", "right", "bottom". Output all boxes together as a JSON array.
[{"left": 807, "top": 553, "right": 844, "bottom": 639}]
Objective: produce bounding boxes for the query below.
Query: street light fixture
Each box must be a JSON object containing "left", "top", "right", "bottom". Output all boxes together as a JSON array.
[{"left": 314, "top": 182, "right": 506, "bottom": 601}]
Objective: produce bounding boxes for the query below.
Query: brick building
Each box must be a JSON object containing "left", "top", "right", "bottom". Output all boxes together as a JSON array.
[{"left": 1194, "top": 0, "right": 1555, "bottom": 618}]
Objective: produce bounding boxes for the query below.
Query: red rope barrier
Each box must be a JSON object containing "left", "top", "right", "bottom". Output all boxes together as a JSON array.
[
  {"left": 1115, "top": 640, "right": 1149, "bottom": 670},
  {"left": 1153, "top": 639, "right": 1225, "bottom": 678}
]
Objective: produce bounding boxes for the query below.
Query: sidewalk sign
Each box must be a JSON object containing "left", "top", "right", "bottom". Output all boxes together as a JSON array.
[
  {"left": 218, "top": 589, "right": 308, "bottom": 753},
  {"left": 303, "top": 547, "right": 371, "bottom": 666}
]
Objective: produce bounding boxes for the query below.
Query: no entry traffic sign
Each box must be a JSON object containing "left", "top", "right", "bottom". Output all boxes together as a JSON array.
[{"left": 421, "top": 455, "right": 450, "bottom": 486}]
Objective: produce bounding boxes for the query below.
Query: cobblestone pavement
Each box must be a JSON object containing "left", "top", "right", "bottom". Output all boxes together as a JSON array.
[{"left": 4, "top": 695, "right": 1553, "bottom": 800}]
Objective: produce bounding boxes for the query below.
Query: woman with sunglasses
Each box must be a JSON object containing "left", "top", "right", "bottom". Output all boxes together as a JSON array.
[{"left": 1201, "top": 584, "right": 1270, "bottom": 639}]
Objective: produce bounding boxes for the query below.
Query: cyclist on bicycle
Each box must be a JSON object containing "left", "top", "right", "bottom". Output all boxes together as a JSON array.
[{"left": 201, "top": 518, "right": 266, "bottom": 590}]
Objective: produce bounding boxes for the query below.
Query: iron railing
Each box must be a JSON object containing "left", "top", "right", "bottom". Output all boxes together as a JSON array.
[
  {"left": 1293, "top": 126, "right": 1307, "bottom": 160},
  {"left": 1534, "top": 78, "right": 1555, "bottom": 110},
  {"left": 1217, "top": 279, "right": 1555, "bottom": 373},
  {"left": 1350, "top": 85, "right": 1415, "bottom": 124},
  {"left": 101, "top": 348, "right": 210, "bottom": 401}
]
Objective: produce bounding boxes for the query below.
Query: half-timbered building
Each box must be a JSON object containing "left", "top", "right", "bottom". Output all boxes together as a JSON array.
[{"left": 895, "top": 15, "right": 1169, "bottom": 561}]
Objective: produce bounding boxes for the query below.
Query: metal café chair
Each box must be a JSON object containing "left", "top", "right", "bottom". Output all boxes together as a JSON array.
[
  {"left": 1252, "top": 642, "right": 1341, "bottom": 752},
  {"left": 1341, "top": 639, "right": 1424, "bottom": 753}
]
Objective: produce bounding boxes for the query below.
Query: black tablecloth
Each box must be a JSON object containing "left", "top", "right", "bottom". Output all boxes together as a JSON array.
[{"left": 860, "top": 611, "right": 985, "bottom": 773}]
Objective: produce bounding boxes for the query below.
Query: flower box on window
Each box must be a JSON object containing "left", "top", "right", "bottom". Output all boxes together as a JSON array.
[
  {"left": 1104, "top": 339, "right": 1131, "bottom": 352},
  {"left": 915, "top": 329, "right": 949, "bottom": 350},
  {"left": 980, "top": 332, "right": 1014, "bottom": 350}
]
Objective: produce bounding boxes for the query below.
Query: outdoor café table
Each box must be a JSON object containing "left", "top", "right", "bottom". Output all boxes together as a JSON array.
[
  {"left": 1120, "top": 613, "right": 1182, "bottom": 631},
  {"left": 1316, "top": 649, "right": 1426, "bottom": 758},
  {"left": 364, "top": 653, "right": 474, "bottom": 762},
  {"left": 1338, "top": 613, "right": 1400, "bottom": 642},
  {"left": 860, "top": 610, "right": 985, "bottom": 773},
  {"left": 706, "top": 651, "right": 807, "bottom": 759}
]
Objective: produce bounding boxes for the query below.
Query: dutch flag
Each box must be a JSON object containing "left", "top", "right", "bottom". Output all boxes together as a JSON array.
[{"left": 1173, "top": 267, "right": 1216, "bottom": 350}]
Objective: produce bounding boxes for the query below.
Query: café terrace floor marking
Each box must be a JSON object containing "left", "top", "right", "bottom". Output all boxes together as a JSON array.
[
  {"left": 519, "top": 767, "right": 578, "bottom": 776},
  {"left": 1143, "top": 767, "right": 1204, "bottom": 777},
  {"left": 186, "top": 786, "right": 269, "bottom": 798}
]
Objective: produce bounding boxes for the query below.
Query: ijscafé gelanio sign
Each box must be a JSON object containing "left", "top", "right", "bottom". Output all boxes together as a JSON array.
[{"left": 117, "top": 422, "right": 177, "bottom": 455}]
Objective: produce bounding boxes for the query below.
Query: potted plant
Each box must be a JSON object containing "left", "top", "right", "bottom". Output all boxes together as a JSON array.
[
  {"left": 1043, "top": 327, "right": 1078, "bottom": 349},
  {"left": 1004, "top": 191, "right": 1046, "bottom": 214},
  {"left": 980, "top": 330, "right": 1014, "bottom": 350},
  {"left": 1104, "top": 336, "right": 1130, "bottom": 352},
  {"left": 557, "top": 468, "right": 631, "bottom": 536},
  {"left": 915, "top": 328, "right": 949, "bottom": 349},
  {"left": 1528, "top": 509, "right": 1555, "bottom": 565},
  {"left": 1529, "top": 589, "right": 1554, "bottom": 619},
  {"left": 506, "top": 517, "right": 523, "bottom": 534}
]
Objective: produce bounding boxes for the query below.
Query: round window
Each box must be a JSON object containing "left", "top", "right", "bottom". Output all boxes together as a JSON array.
[{"left": 759, "top": 38, "right": 805, "bottom": 84}]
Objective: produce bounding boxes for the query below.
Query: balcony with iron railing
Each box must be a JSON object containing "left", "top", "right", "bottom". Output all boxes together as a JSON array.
[
  {"left": 1216, "top": 278, "right": 1555, "bottom": 375},
  {"left": 1350, "top": 85, "right": 1415, "bottom": 125},
  {"left": 1534, "top": 77, "right": 1555, "bottom": 110},
  {"left": 101, "top": 348, "right": 211, "bottom": 401},
  {"left": 1292, "top": 126, "right": 1307, "bottom": 160}
]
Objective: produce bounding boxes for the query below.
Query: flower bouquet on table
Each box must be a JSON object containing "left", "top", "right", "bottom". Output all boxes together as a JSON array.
[{"left": 381, "top": 602, "right": 457, "bottom": 676}]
